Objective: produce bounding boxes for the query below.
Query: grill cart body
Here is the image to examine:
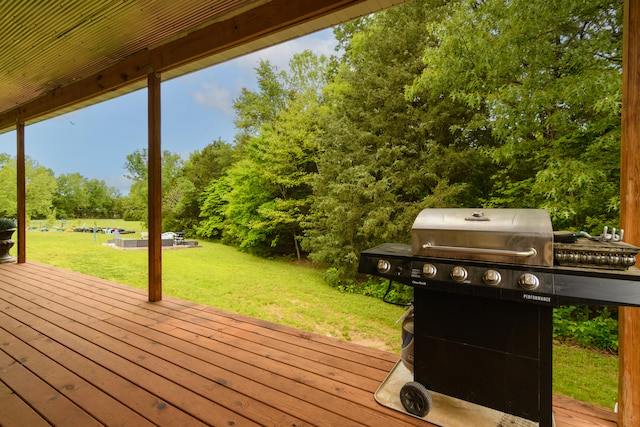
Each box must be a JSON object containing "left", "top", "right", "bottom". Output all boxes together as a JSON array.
[{"left": 358, "top": 209, "right": 640, "bottom": 426}]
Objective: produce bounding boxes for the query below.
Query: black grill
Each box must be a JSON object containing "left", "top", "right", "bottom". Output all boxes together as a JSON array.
[{"left": 358, "top": 208, "right": 640, "bottom": 426}]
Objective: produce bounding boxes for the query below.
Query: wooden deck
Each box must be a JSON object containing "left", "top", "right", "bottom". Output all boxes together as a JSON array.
[{"left": 0, "top": 261, "right": 618, "bottom": 426}]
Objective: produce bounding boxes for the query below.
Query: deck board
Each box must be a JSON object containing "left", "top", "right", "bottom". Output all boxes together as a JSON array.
[
  {"left": 0, "top": 261, "right": 618, "bottom": 426},
  {"left": 0, "top": 378, "right": 51, "bottom": 427}
]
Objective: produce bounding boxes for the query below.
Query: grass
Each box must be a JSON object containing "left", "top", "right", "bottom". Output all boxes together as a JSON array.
[
  {"left": 25, "top": 222, "right": 408, "bottom": 351},
  {"left": 553, "top": 344, "right": 618, "bottom": 409},
  {"left": 22, "top": 220, "right": 619, "bottom": 409}
]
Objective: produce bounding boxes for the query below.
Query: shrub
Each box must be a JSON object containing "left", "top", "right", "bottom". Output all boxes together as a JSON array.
[
  {"left": 553, "top": 306, "right": 618, "bottom": 353},
  {"left": 0, "top": 218, "right": 16, "bottom": 230},
  {"left": 324, "top": 268, "right": 413, "bottom": 306}
]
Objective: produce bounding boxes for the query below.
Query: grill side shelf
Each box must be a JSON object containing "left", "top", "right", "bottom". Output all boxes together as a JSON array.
[{"left": 553, "top": 268, "right": 640, "bottom": 307}]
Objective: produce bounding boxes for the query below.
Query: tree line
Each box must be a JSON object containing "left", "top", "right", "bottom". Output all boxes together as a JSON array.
[
  {"left": 0, "top": 0, "right": 623, "bottom": 284},
  {"left": 195, "top": 0, "right": 622, "bottom": 282},
  {"left": 0, "top": 154, "right": 122, "bottom": 221}
]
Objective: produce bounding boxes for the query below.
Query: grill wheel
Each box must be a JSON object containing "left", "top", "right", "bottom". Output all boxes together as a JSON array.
[{"left": 400, "top": 381, "right": 432, "bottom": 417}]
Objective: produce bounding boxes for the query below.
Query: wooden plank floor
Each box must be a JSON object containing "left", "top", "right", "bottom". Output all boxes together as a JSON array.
[{"left": 0, "top": 261, "right": 618, "bottom": 427}]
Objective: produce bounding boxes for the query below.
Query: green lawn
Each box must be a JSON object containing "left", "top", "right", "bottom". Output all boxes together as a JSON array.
[
  {"left": 553, "top": 344, "right": 618, "bottom": 409},
  {"left": 25, "top": 224, "right": 408, "bottom": 351},
  {"left": 21, "top": 221, "right": 619, "bottom": 409}
]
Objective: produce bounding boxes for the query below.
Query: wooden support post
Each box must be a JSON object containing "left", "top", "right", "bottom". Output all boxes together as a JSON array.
[
  {"left": 148, "top": 71, "right": 162, "bottom": 302},
  {"left": 620, "top": 1, "right": 640, "bottom": 425},
  {"left": 16, "top": 120, "right": 26, "bottom": 263}
]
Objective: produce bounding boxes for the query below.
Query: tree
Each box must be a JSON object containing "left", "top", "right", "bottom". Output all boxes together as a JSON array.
[
  {"left": 121, "top": 148, "right": 183, "bottom": 228},
  {"left": 53, "top": 173, "right": 90, "bottom": 218},
  {"left": 84, "top": 178, "right": 121, "bottom": 218},
  {"left": 165, "top": 139, "right": 235, "bottom": 234},
  {"left": 198, "top": 173, "right": 232, "bottom": 240},
  {"left": 0, "top": 153, "right": 14, "bottom": 217},
  {"left": 121, "top": 180, "right": 147, "bottom": 222},
  {"left": 246, "top": 51, "right": 327, "bottom": 259},
  {"left": 0, "top": 155, "right": 56, "bottom": 219},
  {"left": 209, "top": 158, "right": 275, "bottom": 251},
  {"left": 182, "top": 139, "right": 235, "bottom": 189},
  {"left": 408, "top": 0, "right": 623, "bottom": 231},
  {"left": 200, "top": 52, "right": 329, "bottom": 258},
  {"left": 233, "top": 61, "right": 289, "bottom": 148},
  {"left": 303, "top": 0, "right": 496, "bottom": 278},
  {"left": 122, "top": 149, "right": 149, "bottom": 221}
]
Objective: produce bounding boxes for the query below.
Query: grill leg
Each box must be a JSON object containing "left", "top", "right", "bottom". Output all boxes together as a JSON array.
[{"left": 539, "top": 306, "right": 554, "bottom": 427}]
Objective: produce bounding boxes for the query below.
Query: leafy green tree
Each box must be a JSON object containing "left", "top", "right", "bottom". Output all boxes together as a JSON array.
[
  {"left": 54, "top": 173, "right": 91, "bottom": 218},
  {"left": 123, "top": 148, "right": 183, "bottom": 190},
  {"left": 0, "top": 153, "right": 14, "bottom": 217},
  {"left": 408, "top": 0, "right": 623, "bottom": 231},
  {"left": 198, "top": 173, "right": 232, "bottom": 240},
  {"left": 212, "top": 158, "right": 275, "bottom": 251},
  {"left": 0, "top": 155, "right": 56, "bottom": 219},
  {"left": 121, "top": 180, "right": 147, "bottom": 222},
  {"left": 247, "top": 51, "right": 327, "bottom": 258},
  {"left": 164, "top": 139, "right": 235, "bottom": 234},
  {"left": 303, "top": 0, "right": 495, "bottom": 277},
  {"left": 200, "top": 52, "right": 329, "bottom": 258},
  {"left": 84, "top": 178, "right": 121, "bottom": 218},
  {"left": 121, "top": 148, "right": 183, "bottom": 228},
  {"left": 233, "top": 61, "right": 289, "bottom": 148},
  {"left": 182, "top": 139, "right": 235, "bottom": 190},
  {"left": 122, "top": 150, "right": 149, "bottom": 222},
  {"left": 123, "top": 149, "right": 148, "bottom": 182}
]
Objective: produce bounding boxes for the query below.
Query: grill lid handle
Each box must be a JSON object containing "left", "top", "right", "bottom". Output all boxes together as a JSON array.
[{"left": 421, "top": 243, "right": 537, "bottom": 258}]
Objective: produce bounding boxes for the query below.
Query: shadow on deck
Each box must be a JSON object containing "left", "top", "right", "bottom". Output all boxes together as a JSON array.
[{"left": 0, "top": 262, "right": 617, "bottom": 426}]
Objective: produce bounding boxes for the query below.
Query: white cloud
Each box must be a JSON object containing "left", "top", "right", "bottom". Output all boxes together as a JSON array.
[
  {"left": 190, "top": 82, "right": 235, "bottom": 115},
  {"left": 186, "top": 29, "right": 338, "bottom": 126},
  {"left": 103, "top": 174, "right": 133, "bottom": 195},
  {"left": 236, "top": 29, "right": 338, "bottom": 72}
]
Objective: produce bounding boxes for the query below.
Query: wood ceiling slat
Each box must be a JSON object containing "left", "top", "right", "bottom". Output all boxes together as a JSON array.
[
  {"left": 0, "top": 0, "right": 250, "bottom": 111},
  {"left": 0, "top": 0, "right": 407, "bottom": 131}
]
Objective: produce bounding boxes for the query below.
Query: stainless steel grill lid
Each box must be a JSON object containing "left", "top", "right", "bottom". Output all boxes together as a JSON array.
[{"left": 411, "top": 208, "right": 554, "bottom": 266}]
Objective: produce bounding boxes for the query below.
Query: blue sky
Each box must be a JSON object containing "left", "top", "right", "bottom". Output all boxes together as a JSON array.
[{"left": 0, "top": 29, "right": 337, "bottom": 194}]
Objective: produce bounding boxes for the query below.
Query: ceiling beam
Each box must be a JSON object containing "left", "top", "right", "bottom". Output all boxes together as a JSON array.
[{"left": 0, "top": 0, "right": 380, "bottom": 132}]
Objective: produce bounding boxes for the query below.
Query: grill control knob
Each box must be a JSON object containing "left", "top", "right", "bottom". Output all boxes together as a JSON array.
[
  {"left": 422, "top": 264, "right": 437, "bottom": 278},
  {"left": 482, "top": 269, "right": 502, "bottom": 286},
  {"left": 450, "top": 266, "right": 468, "bottom": 283},
  {"left": 377, "top": 259, "right": 392, "bottom": 274},
  {"left": 519, "top": 273, "right": 540, "bottom": 290}
]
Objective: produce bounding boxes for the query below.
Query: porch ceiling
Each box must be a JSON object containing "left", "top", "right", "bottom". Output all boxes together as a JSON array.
[{"left": 0, "top": 0, "right": 407, "bottom": 133}]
